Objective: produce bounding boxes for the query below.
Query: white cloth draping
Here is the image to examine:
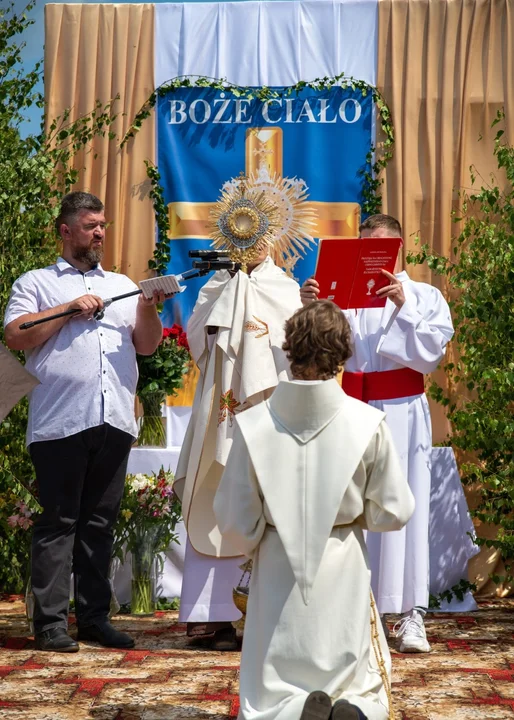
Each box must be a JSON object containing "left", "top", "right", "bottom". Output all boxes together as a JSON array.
[
  {"left": 429, "top": 447, "right": 479, "bottom": 612},
  {"left": 178, "top": 539, "right": 242, "bottom": 623},
  {"left": 165, "top": 406, "right": 191, "bottom": 449},
  {"left": 155, "top": 1, "right": 378, "bottom": 89}
]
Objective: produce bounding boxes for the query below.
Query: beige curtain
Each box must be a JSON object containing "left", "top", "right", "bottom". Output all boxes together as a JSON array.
[
  {"left": 377, "top": 0, "right": 514, "bottom": 270},
  {"left": 45, "top": 3, "right": 156, "bottom": 283},
  {"left": 377, "top": 0, "right": 514, "bottom": 596}
]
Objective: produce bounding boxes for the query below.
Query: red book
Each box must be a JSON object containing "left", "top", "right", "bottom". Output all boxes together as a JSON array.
[{"left": 314, "top": 237, "right": 402, "bottom": 310}]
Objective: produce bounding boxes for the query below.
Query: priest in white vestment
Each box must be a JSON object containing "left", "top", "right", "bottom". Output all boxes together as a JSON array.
[
  {"left": 175, "top": 248, "right": 303, "bottom": 649},
  {"left": 215, "top": 301, "right": 414, "bottom": 720},
  {"left": 300, "top": 214, "right": 454, "bottom": 654}
]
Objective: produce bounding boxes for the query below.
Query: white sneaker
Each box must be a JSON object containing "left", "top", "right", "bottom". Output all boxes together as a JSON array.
[{"left": 393, "top": 609, "right": 431, "bottom": 653}]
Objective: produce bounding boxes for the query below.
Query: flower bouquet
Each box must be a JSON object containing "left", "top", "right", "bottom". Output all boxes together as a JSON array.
[
  {"left": 2, "top": 487, "right": 40, "bottom": 632},
  {"left": 6, "top": 500, "right": 36, "bottom": 631},
  {"left": 7, "top": 500, "right": 34, "bottom": 531},
  {"left": 136, "top": 324, "right": 191, "bottom": 446},
  {"left": 112, "top": 467, "right": 182, "bottom": 615}
]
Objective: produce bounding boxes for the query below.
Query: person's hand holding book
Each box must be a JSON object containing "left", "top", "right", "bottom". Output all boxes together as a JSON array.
[
  {"left": 300, "top": 277, "right": 320, "bottom": 306},
  {"left": 375, "top": 269, "right": 406, "bottom": 308}
]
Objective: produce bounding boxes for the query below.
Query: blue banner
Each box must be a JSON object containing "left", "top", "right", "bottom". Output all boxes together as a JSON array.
[{"left": 157, "top": 86, "right": 372, "bottom": 327}]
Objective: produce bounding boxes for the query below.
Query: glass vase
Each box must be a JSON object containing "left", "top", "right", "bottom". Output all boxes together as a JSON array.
[
  {"left": 138, "top": 392, "right": 166, "bottom": 447},
  {"left": 131, "top": 528, "right": 160, "bottom": 615}
]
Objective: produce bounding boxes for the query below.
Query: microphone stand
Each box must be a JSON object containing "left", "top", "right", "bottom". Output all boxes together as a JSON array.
[{"left": 18, "top": 265, "right": 234, "bottom": 331}]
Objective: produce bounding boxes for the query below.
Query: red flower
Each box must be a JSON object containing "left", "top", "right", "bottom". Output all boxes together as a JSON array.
[
  {"left": 162, "top": 325, "right": 189, "bottom": 351},
  {"left": 178, "top": 332, "right": 190, "bottom": 351},
  {"left": 162, "top": 326, "right": 179, "bottom": 340}
]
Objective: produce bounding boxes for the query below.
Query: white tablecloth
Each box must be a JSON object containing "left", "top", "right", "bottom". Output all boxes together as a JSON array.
[
  {"left": 165, "top": 406, "right": 191, "bottom": 449},
  {"left": 429, "top": 447, "right": 479, "bottom": 611},
  {"left": 113, "top": 420, "right": 479, "bottom": 612}
]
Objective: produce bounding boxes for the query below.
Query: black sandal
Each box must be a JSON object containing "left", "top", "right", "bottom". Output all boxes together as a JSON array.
[
  {"left": 299, "top": 691, "right": 332, "bottom": 720},
  {"left": 211, "top": 626, "right": 238, "bottom": 651},
  {"left": 331, "top": 699, "right": 367, "bottom": 720}
]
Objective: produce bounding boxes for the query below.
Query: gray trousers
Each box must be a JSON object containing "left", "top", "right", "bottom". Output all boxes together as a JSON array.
[{"left": 29, "top": 423, "right": 133, "bottom": 633}]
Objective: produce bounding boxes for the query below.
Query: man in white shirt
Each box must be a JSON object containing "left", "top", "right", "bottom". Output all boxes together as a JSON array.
[
  {"left": 300, "top": 214, "right": 454, "bottom": 654},
  {"left": 4, "top": 191, "right": 165, "bottom": 653}
]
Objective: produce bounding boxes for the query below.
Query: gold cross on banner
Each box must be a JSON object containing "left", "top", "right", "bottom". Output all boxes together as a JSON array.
[{"left": 167, "top": 127, "right": 360, "bottom": 240}]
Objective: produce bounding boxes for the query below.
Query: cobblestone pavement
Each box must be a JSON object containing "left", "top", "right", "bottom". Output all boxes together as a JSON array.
[{"left": 0, "top": 597, "right": 513, "bottom": 719}]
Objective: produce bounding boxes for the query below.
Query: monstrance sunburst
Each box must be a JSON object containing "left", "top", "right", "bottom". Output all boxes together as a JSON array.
[
  {"left": 215, "top": 168, "right": 317, "bottom": 276},
  {"left": 209, "top": 173, "right": 281, "bottom": 272},
  {"left": 247, "top": 167, "right": 318, "bottom": 274}
]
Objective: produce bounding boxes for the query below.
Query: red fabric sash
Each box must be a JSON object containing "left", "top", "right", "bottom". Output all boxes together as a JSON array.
[{"left": 342, "top": 367, "right": 425, "bottom": 403}]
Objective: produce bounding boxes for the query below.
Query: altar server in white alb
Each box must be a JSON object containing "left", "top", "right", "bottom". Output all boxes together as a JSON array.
[
  {"left": 174, "top": 246, "right": 302, "bottom": 650},
  {"left": 215, "top": 300, "right": 414, "bottom": 720},
  {"left": 300, "top": 214, "right": 454, "bottom": 654}
]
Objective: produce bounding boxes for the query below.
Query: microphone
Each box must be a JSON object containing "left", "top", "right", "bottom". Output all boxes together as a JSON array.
[
  {"left": 192, "top": 260, "right": 241, "bottom": 272},
  {"left": 188, "top": 250, "right": 231, "bottom": 260}
]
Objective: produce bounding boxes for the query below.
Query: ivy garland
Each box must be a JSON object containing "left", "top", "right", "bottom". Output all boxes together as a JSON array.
[
  {"left": 144, "top": 160, "right": 171, "bottom": 274},
  {"left": 121, "top": 73, "right": 395, "bottom": 276},
  {"left": 429, "top": 579, "right": 478, "bottom": 609}
]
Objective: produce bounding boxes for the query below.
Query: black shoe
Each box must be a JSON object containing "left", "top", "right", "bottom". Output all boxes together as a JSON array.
[
  {"left": 211, "top": 626, "right": 238, "bottom": 651},
  {"left": 300, "top": 691, "right": 332, "bottom": 720},
  {"left": 77, "top": 620, "right": 135, "bottom": 648},
  {"left": 35, "top": 627, "right": 79, "bottom": 653},
  {"left": 331, "top": 700, "right": 367, "bottom": 720}
]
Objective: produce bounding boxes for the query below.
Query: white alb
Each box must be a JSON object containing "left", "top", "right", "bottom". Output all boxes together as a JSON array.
[
  {"left": 344, "top": 271, "right": 454, "bottom": 614},
  {"left": 215, "top": 378, "right": 415, "bottom": 720}
]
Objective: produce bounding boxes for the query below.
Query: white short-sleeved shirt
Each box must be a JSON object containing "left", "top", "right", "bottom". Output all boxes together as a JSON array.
[{"left": 4, "top": 258, "right": 140, "bottom": 445}]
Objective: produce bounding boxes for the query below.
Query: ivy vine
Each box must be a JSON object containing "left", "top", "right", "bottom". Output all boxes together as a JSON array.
[
  {"left": 429, "top": 579, "right": 478, "bottom": 609},
  {"left": 122, "top": 73, "right": 395, "bottom": 275},
  {"left": 144, "top": 160, "right": 171, "bottom": 275}
]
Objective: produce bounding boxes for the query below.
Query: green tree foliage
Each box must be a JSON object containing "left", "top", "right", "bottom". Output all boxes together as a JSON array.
[
  {"left": 0, "top": 1, "right": 118, "bottom": 591},
  {"left": 408, "top": 111, "right": 514, "bottom": 582}
]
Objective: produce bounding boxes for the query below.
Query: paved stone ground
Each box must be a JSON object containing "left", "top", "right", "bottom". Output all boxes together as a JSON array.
[{"left": 0, "top": 596, "right": 513, "bottom": 719}]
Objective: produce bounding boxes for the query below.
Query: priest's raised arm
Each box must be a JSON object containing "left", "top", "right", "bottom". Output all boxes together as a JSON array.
[{"left": 374, "top": 282, "right": 454, "bottom": 374}]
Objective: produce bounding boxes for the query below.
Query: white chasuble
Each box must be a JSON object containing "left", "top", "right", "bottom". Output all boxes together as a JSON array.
[
  {"left": 214, "top": 379, "right": 415, "bottom": 720},
  {"left": 175, "top": 258, "right": 301, "bottom": 623},
  {"left": 344, "top": 271, "right": 454, "bottom": 614},
  {"left": 176, "top": 257, "right": 302, "bottom": 557}
]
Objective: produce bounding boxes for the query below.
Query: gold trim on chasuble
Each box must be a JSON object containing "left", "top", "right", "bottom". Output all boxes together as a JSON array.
[
  {"left": 182, "top": 351, "right": 243, "bottom": 559},
  {"left": 244, "top": 316, "right": 269, "bottom": 339},
  {"left": 218, "top": 389, "right": 241, "bottom": 427}
]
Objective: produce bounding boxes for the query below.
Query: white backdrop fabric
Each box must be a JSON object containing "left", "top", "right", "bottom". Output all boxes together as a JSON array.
[{"left": 155, "top": 0, "right": 378, "bottom": 89}]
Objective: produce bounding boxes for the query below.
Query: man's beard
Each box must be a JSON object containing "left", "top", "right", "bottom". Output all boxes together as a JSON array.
[{"left": 72, "top": 245, "right": 104, "bottom": 267}]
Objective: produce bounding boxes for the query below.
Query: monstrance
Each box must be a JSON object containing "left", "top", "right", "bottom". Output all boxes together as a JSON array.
[
  {"left": 210, "top": 173, "right": 280, "bottom": 272},
  {"left": 211, "top": 168, "right": 317, "bottom": 277}
]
